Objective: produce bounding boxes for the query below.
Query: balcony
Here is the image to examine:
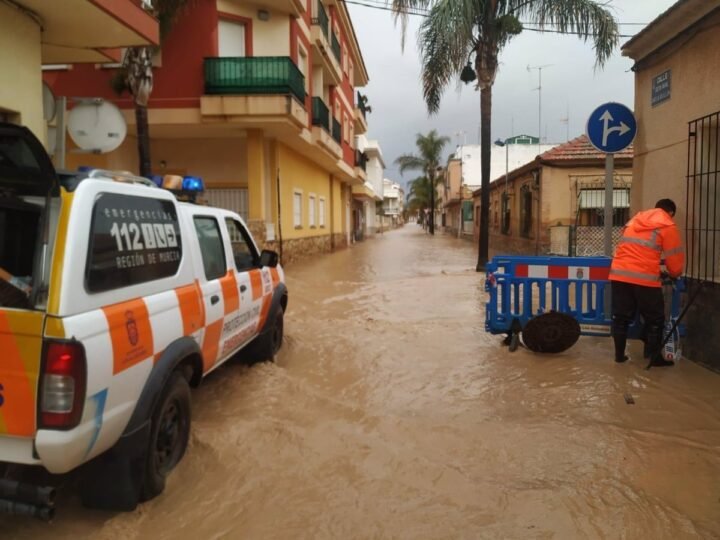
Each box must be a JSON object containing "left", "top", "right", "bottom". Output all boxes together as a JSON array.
[
  {"left": 311, "top": 97, "right": 341, "bottom": 158},
  {"left": 311, "top": 3, "right": 342, "bottom": 84},
  {"left": 354, "top": 150, "right": 368, "bottom": 181},
  {"left": 204, "top": 57, "right": 305, "bottom": 101},
  {"left": 201, "top": 57, "right": 307, "bottom": 128},
  {"left": 311, "top": 1, "right": 329, "bottom": 40}
]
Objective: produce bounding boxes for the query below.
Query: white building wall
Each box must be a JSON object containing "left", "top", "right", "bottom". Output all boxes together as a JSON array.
[{"left": 454, "top": 143, "right": 556, "bottom": 189}]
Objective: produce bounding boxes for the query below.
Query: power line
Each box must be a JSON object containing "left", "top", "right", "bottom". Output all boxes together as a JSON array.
[{"left": 343, "top": 0, "right": 644, "bottom": 36}]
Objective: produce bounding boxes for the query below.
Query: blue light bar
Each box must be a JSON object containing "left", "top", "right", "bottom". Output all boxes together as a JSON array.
[
  {"left": 150, "top": 175, "right": 164, "bottom": 187},
  {"left": 182, "top": 176, "right": 204, "bottom": 192}
]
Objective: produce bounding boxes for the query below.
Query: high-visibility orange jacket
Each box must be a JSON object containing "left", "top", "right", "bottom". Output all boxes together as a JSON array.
[{"left": 610, "top": 208, "right": 684, "bottom": 288}]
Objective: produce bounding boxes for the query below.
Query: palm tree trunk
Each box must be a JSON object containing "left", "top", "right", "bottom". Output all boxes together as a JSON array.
[
  {"left": 476, "top": 86, "right": 492, "bottom": 271},
  {"left": 135, "top": 105, "right": 152, "bottom": 177}
]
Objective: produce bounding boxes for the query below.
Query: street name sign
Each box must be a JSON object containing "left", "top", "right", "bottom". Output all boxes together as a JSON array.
[{"left": 586, "top": 102, "right": 637, "bottom": 154}]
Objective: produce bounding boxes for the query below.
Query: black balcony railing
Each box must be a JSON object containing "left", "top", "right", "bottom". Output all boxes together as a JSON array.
[
  {"left": 204, "top": 57, "right": 306, "bottom": 103},
  {"left": 332, "top": 117, "right": 341, "bottom": 143},
  {"left": 312, "top": 2, "right": 329, "bottom": 39},
  {"left": 355, "top": 150, "right": 367, "bottom": 171},
  {"left": 312, "top": 97, "right": 330, "bottom": 131},
  {"left": 331, "top": 32, "right": 341, "bottom": 63}
]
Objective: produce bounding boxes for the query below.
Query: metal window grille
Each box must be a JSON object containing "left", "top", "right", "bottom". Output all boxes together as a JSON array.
[
  {"left": 501, "top": 192, "right": 510, "bottom": 235},
  {"left": 205, "top": 188, "right": 248, "bottom": 222},
  {"left": 520, "top": 185, "right": 533, "bottom": 238},
  {"left": 687, "top": 111, "right": 720, "bottom": 282}
]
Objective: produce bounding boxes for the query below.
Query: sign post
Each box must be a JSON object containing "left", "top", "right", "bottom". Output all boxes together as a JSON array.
[{"left": 586, "top": 102, "right": 637, "bottom": 256}]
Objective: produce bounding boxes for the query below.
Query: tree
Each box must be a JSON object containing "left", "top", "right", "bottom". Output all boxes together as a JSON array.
[
  {"left": 395, "top": 130, "right": 449, "bottom": 234},
  {"left": 390, "top": 0, "right": 619, "bottom": 268},
  {"left": 111, "top": 1, "right": 191, "bottom": 177}
]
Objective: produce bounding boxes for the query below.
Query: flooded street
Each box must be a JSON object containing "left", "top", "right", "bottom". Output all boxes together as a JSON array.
[{"left": 4, "top": 226, "right": 720, "bottom": 539}]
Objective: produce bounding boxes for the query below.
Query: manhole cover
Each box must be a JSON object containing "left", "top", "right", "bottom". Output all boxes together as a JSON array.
[{"left": 522, "top": 312, "right": 581, "bottom": 353}]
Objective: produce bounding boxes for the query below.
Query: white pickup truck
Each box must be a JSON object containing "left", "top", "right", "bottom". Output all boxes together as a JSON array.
[{"left": 0, "top": 123, "right": 287, "bottom": 518}]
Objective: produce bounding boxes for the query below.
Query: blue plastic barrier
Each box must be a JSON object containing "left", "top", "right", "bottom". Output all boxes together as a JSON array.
[{"left": 485, "top": 255, "right": 685, "bottom": 339}]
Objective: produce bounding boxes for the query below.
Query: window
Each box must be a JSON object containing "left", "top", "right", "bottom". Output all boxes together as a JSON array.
[
  {"left": 687, "top": 111, "right": 720, "bottom": 282},
  {"left": 293, "top": 191, "right": 302, "bottom": 227},
  {"left": 205, "top": 188, "right": 249, "bottom": 222},
  {"left": 218, "top": 19, "right": 247, "bottom": 57},
  {"left": 298, "top": 45, "right": 309, "bottom": 91},
  {"left": 501, "top": 192, "right": 511, "bottom": 235},
  {"left": 224, "top": 218, "right": 258, "bottom": 271},
  {"left": 520, "top": 185, "right": 533, "bottom": 238},
  {"left": 193, "top": 216, "right": 226, "bottom": 281},
  {"left": 86, "top": 194, "right": 182, "bottom": 292},
  {"left": 319, "top": 197, "right": 326, "bottom": 227},
  {"left": 308, "top": 194, "right": 316, "bottom": 227},
  {"left": 576, "top": 188, "right": 630, "bottom": 226}
]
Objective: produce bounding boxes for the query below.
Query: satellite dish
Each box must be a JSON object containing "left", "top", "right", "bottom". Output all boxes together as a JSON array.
[
  {"left": 67, "top": 100, "right": 127, "bottom": 153},
  {"left": 42, "top": 82, "right": 56, "bottom": 122}
]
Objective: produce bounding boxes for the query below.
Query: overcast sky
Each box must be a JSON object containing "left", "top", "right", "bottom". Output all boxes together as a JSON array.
[{"left": 347, "top": 0, "right": 677, "bottom": 185}]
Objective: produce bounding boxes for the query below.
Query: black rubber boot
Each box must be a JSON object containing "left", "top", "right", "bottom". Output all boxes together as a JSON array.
[
  {"left": 649, "top": 355, "right": 674, "bottom": 367},
  {"left": 613, "top": 334, "right": 628, "bottom": 363}
]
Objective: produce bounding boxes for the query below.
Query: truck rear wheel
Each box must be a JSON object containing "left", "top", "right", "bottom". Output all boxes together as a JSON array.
[{"left": 141, "top": 372, "right": 191, "bottom": 501}]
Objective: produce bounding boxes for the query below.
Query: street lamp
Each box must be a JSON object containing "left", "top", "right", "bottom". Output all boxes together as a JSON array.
[{"left": 495, "top": 138, "right": 510, "bottom": 235}]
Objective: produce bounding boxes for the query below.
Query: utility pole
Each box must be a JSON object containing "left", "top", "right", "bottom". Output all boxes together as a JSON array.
[{"left": 528, "top": 64, "right": 553, "bottom": 151}]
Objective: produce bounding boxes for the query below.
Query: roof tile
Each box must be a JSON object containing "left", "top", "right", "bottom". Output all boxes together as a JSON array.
[{"left": 540, "top": 134, "right": 633, "bottom": 162}]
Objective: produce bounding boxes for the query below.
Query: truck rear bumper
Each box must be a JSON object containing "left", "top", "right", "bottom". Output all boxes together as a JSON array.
[{"left": 0, "top": 437, "right": 41, "bottom": 466}]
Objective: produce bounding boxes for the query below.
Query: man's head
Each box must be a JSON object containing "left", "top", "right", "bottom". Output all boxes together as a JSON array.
[{"left": 655, "top": 199, "right": 676, "bottom": 217}]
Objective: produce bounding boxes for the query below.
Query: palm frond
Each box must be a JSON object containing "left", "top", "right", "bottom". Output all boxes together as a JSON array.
[
  {"left": 418, "top": 0, "right": 480, "bottom": 113},
  {"left": 507, "top": 0, "right": 619, "bottom": 66}
]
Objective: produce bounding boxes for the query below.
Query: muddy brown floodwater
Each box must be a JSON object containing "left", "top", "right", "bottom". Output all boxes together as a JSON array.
[{"left": 3, "top": 226, "right": 720, "bottom": 539}]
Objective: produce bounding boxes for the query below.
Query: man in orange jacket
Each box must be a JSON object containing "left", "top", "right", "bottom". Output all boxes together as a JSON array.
[{"left": 610, "top": 199, "right": 684, "bottom": 367}]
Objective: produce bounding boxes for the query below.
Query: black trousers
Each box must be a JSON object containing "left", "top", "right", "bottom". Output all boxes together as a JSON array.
[{"left": 611, "top": 280, "right": 665, "bottom": 360}]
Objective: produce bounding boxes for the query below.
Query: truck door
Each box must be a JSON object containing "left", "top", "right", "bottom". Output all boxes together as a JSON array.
[
  {"left": 223, "top": 217, "right": 262, "bottom": 351},
  {"left": 191, "top": 215, "right": 230, "bottom": 373}
]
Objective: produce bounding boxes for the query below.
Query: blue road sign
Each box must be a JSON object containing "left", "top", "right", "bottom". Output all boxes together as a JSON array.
[{"left": 586, "top": 102, "right": 637, "bottom": 153}]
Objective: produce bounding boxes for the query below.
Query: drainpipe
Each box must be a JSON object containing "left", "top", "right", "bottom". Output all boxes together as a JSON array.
[{"left": 276, "top": 168, "right": 284, "bottom": 262}]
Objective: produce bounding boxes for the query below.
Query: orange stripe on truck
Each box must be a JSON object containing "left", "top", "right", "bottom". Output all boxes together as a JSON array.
[
  {"left": 102, "top": 298, "right": 154, "bottom": 375},
  {"left": 256, "top": 295, "right": 272, "bottom": 332},
  {"left": 201, "top": 319, "right": 224, "bottom": 372},
  {"left": 249, "top": 270, "right": 263, "bottom": 301},
  {"left": 175, "top": 282, "right": 205, "bottom": 336},
  {"left": 270, "top": 267, "right": 280, "bottom": 287},
  {"left": 220, "top": 271, "right": 239, "bottom": 315},
  {"left": 0, "top": 312, "right": 39, "bottom": 437}
]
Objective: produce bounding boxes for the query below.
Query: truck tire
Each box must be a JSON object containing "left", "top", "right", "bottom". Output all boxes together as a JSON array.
[
  {"left": 140, "top": 372, "right": 191, "bottom": 501},
  {"left": 244, "top": 308, "right": 284, "bottom": 364}
]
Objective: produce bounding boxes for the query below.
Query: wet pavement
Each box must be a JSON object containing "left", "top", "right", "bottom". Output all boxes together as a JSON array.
[{"left": 3, "top": 225, "right": 720, "bottom": 539}]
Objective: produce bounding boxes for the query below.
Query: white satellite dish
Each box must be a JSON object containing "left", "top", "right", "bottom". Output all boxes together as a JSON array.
[
  {"left": 42, "top": 82, "right": 56, "bottom": 122},
  {"left": 67, "top": 100, "right": 127, "bottom": 153}
]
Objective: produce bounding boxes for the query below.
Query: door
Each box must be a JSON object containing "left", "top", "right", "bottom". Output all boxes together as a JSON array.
[
  {"left": 192, "top": 215, "right": 231, "bottom": 373},
  {"left": 223, "top": 217, "right": 263, "bottom": 347},
  {"left": 218, "top": 20, "right": 246, "bottom": 57}
]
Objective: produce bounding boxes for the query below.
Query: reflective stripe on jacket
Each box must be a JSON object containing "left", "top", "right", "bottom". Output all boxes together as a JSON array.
[{"left": 610, "top": 208, "right": 684, "bottom": 288}]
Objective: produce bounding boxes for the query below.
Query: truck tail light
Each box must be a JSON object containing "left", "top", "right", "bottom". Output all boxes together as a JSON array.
[{"left": 39, "top": 341, "right": 86, "bottom": 430}]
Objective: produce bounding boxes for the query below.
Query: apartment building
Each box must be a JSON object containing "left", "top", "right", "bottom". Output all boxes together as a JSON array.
[
  {"left": 1, "top": 0, "right": 157, "bottom": 144},
  {"left": 44, "top": 0, "right": 369, "bottom": 263}
]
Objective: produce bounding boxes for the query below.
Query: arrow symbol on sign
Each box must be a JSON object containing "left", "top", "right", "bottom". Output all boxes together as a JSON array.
[{"left": 600, "top": 109, "right": 631, "bottom": 147}]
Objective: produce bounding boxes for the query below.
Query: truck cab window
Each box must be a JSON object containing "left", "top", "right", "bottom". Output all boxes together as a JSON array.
[
  {"left": 224, "top": 218, "right": 259, "bottom": 272},
  {"left": 194, "top": 216, "right": 226, "bottom": 280}
]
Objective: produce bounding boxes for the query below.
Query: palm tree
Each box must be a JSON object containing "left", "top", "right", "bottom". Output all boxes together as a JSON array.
[
  {"left": 395, "top": 130, "right": 449, "bottom": 234},
  {"left": 390, "top": 0, "right": 619, "bottom": 269},
  {"left": 111, "top": 0, "right": 191, "bottom": 177}
]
